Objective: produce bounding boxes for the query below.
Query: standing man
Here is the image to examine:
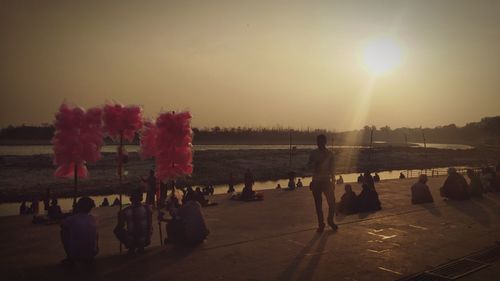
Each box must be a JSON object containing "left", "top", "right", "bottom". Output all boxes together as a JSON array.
[
  {"left": 142, "top": 169, "right": 156, "bottom": 206},
  {"left": 308, "top": 134, "right": 338, "bottom": 232}
]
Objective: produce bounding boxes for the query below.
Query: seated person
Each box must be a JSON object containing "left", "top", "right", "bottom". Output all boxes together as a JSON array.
[
  {"left": 19, "top": 201, "right": 27, "bottom": 215},
  {"left": 357, "top": 174, "right": 364, "bottom": 183},
  {"left": 373, "top": 173, "right": 381, "bottom": 182},
  {"left": 194, "top": 187, "right": 218, "bottom": 207},
  {"left": 467, "top": 169, "right": 483, "bottom": 197},
  {"left": 336, "top": 175, "right": 344, "bottom": 185},
  {"left": 363, "top": 171, "right": 376, "bottom": 190},
  {"left": 296, "top": 179, "right": 303, "bottom": 188},
  {"left": 275, "top": 183, "right": 282, "bottom": 189},
  {"left": 112, "top": 197, "right": 121, "bottom": 206},
  {"left": 411, "top": 174, "right": 434, "bottom": 204},
  {"left": 338, "top": 184, "right": 358, "bottom": 215},
  {"left": 60, "top": 197, "right": 98, "bottom": 265},
  {"left": 183, "top": 187, "right": 196, "bottom": 203},
  {"left": 101, "top": 198, "right": 110, "bottom": 207},
  {"left": 440, "top": 168, "right": 470, "bottom": 200},
  {"left": 287, "top": 177, "right": 296, "bottom": 190},
  {"left": 48, "top": 199, "right": 64, "bottom": 221},
  {"left": 159, "top": 200, "right": 209, "bottom": 246},
  {"left": 241, "top": 182, "right": 256, "bottom": 201},
  {"left": 357, "top": 184, "right": 381, "bottom": 212},
  {"left": 399, "top": 172, "right": 406, "bottom": 179},
  {"left": 114, "top": 189, "right": 152, "bottom": 254}
]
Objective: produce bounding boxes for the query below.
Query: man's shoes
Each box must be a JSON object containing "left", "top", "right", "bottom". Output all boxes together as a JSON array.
[
  {"left": 317, "top": 224, "right": 325, "bottom": 233},
  {"left": 328, "top": 220, "right": 338, "bottom": 231}
]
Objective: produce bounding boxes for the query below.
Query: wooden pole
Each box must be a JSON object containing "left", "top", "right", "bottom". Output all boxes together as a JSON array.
[
  {"left": 289, "top": 130, "right": 292, "bottom": 167},
  {"left": 118, "top": 132, "right": 123, "bottom": 253},
  {"left": 73, "top": 163, "right": 78, "bottom": 209},
  {"left": 118, "top": 133, "right": 123, "bottom": 209},
  {"left": 368, "top": 128, "right": 374, "bottom": 161},
  {"left": 158, "top": 177, "right": 163, "bottom": 246}
]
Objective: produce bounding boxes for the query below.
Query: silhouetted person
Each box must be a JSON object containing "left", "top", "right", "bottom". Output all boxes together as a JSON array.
[
  {"left": 336, "top": 175, "right": 344, "bottom": 185},
  {"left": 184, "top": 186, "right": 196, "bottom": 203},
  {"left": 363, "top": 171, "right": 375, "bottom": 190},
  {"left": 338, "top": 184, "right": 358, "bottom": 215},
  {"left": 411, "top": 174, "right": 434, "bottom": 204},
  {"left": 160, "top": 200, "right": 209, "bottom": 246},
  {"left": 30, "top": 197, "right": 40, "bottom": 215},
  {"left": 48, "top": 199, "right": 63, "bottom": 221},
  {"left": 112, "top": 197, "right": 121, "bottom": 206},
  {"left": 357, "top": 174, "right": 364, "bottom": 183},
  {"left": 43, "top": 188, "right": 51, "bottom": 211},
  {"left": 297, "top": 179, "right": 303, "bottom": 188},
  {"left": 60, "top": 197, "right": 98, "bottom": 266},
  {"left": 466, "top": 169, "right": 483, "bottom": 197},
  {"left": 101, "top": 198, "right": 110, "bottom": 207},
  {"left": 358, "top": 183, "right": 381, "bottom": 212},
  {"left": 208, "top": 182, "right": 215, "bottom": 195},
  {"left": 227, "top": 173, "right": 235, "bottom": 193},
  {"left": 373, "top": 173, "right": 381, "bottom": 182},
  {"left": 276, "top": 183, "right": 282, "bottom": 189},
  {"left": 440, "top": 168, "right": 470, "bottom": 200},
  {"left": 114, "top": 189, "right": 153, "bottom": 254},
  {"left": 287, "top": 173, "right": 296, "bottom": 190},
  {"left": 19, "top": 201, "right": 27, "bottom": 215},
  {"left": 481, "top": 167, "right": 497, "bottom": 192},
  {"left": 308, "top": 134, "right": 337, "bottom": 232},
  {"left": 142, "top": 169, "right": 156, "bottom": 206},
  {"left": 195, "top": 187, "right": 209, "bottom": 205},
  {"left": 242, "top": 169, "right": 256, "bottom": 200},
  {"left": 399, "top": 172, "right": 406, "bottom": 179}
]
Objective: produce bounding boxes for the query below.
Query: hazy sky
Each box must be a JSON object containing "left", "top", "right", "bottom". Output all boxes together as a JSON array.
[{"left": 1, "top": 0, "right": 499, "bottom": 131}]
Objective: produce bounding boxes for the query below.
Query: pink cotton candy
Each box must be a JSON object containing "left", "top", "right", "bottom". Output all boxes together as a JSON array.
[
  {"left": 154, "top": 111, "right": 193, "bottom": 181},
  {"left": 139, "top": 120, "right": 158, "bottom": 159},
  {"left": 103, "top": 103, "right": 143, "bottom": 142},
  {"left": 52, "top": 104, "right": 104, "bottom": 178}
]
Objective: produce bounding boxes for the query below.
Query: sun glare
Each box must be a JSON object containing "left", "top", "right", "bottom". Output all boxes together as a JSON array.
[{"left": 362, "top": 38, "right": 402, "bottom": 75}]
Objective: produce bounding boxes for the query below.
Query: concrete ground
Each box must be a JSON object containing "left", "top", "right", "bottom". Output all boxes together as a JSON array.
[{"left": 1, "top": 176, "right": 499, "bottom": 281}]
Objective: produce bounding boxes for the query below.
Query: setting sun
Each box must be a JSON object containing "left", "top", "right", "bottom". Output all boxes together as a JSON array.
[{"left": 362, "top": 38, "right": 403, "bottom": 75}]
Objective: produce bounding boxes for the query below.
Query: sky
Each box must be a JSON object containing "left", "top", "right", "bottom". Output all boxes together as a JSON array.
[{"left": 1, "top": 0, "right": 499, "bottom": 131}]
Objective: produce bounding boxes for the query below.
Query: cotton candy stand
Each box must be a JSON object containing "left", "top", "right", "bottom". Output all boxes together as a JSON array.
[
  {"left": 140, "top": 111, "right": 193, "bottom": 246},
  {"left": 52, "top": 104, "right": 104, "bottom": 208},
  {"left": 103, "top": 103, "right": 142, "bottom": 252}
]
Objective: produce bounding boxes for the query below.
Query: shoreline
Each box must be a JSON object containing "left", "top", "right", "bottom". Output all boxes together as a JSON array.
[{"left": 0, "top": 146, "right": 499, "bottom": 203}]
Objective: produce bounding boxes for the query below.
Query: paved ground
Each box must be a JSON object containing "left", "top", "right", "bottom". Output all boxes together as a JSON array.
[{"left": 1, "top": 176, "right": 499, "bottom": 281}]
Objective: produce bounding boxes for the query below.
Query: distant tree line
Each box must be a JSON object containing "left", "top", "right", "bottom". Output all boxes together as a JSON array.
[{"left": 1, "top": 116, "right": 499, "bottom": 145}]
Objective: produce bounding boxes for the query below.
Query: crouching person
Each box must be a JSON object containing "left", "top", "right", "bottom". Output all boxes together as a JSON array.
[
  {"left": 160, "top": 199, "right": 209, "bottom": 246},
  {"left": 60, "top": 197, "right": 98, "bottom": 266},
  {"left": 114, "top": 189, "right": 153, "bottom": 254}
]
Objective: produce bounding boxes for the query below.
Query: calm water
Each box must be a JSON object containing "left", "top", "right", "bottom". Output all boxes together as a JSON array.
[
  {"left": 0, "top": 166, "right": 458, "bottom": 217},
  {"left": 0, "top": 143, "right": 473, "bottom": 156}
]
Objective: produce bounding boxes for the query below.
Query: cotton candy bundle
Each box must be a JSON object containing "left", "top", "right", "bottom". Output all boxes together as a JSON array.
[
  {"left": 103, "top": 103, "right": 143, "bottom": 142},
  {"left": 139, "top": 120, "right": 158, "bottom": 159},
  {"left": 52, "top": 104, "right": 104, "bottom": 178},
  {"left": 154, "top": 111, "right": 193, "bottom": 181}
]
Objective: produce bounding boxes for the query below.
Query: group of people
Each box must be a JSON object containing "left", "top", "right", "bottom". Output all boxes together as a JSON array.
[
  {"left": 61, "top": 186, "right": 210, "bottom": 265},
  {"left": 21, "top": 132, "right": 500, "bottom": 267},
  {"left": 440, "top": 167, "right": 499, "bottom": 200},
  {"left": 338, "top": 172, "right": 382, "bottom": 215}
]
